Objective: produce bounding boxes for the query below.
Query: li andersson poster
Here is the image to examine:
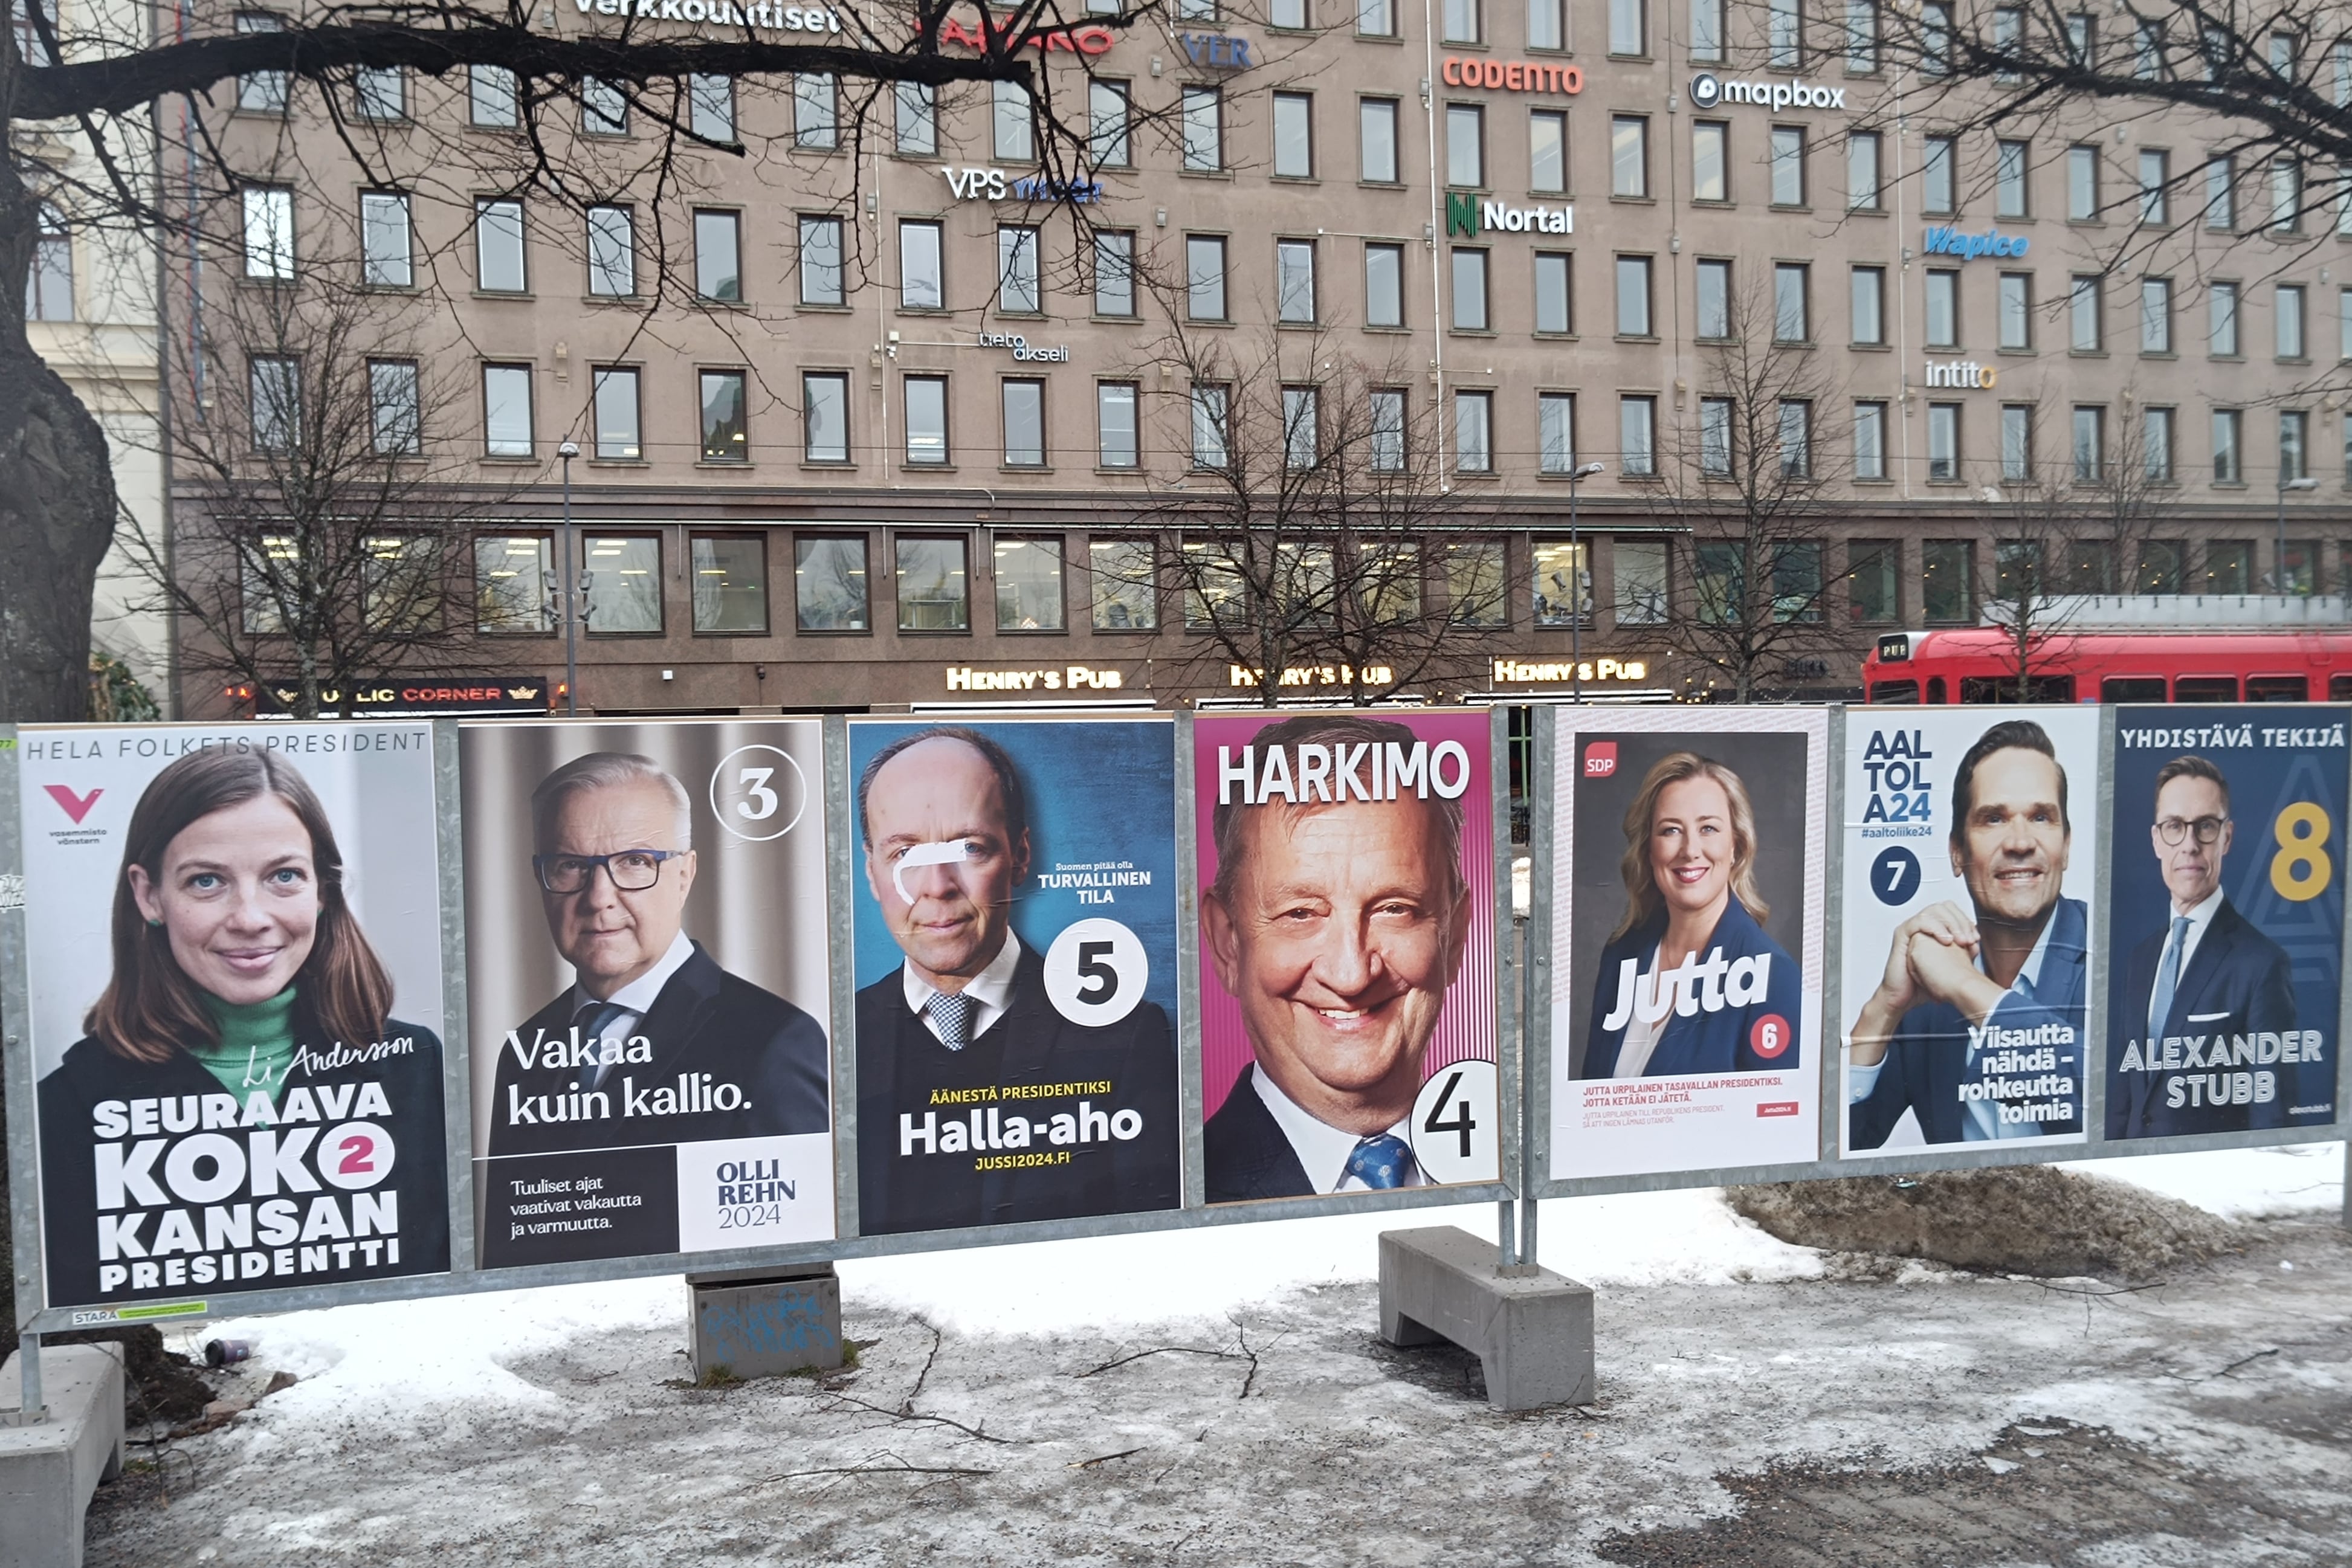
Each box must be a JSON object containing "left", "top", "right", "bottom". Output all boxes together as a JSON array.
[
  {"left": 19, "top": 724, "right": 450, "bottom": 1310},
  {"left": 2104, "top": 707, "right": 2346, "bottom": 1141},
  {"left": 1549, "top": 709, "right": 1827, "bottom": 1181},
  {"left": 1193, "top": 709, "right": 1499, "bottom": 1203},
  {"left": 1839, "top": 708, "right": 2099, "bottom": 1157}
]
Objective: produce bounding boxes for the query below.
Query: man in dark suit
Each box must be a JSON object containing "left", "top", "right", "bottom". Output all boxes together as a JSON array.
[
  {"left": 1201, "top": 713, "right": 1474, "bottom": 1202},
  {"left": 854, "top": 727, "right": 1177, "bottom": 1235},
  {"left": 2109, "top": 755, "right": 2298, "bottom": 1138},
  {"left": 1848, "top": 720, "right": 2088, "bottom": 1150},
  {"left": 489, "top": 752, "right": 829, "bottom": 1160}
]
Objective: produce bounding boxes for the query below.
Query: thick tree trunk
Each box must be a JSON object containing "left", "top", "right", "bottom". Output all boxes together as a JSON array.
[
  {"left": 0, "top": 349, "right": 117, "bottom": 723},
  {"left": 1, "top": 157, "right": 121, "bottom": 724}
]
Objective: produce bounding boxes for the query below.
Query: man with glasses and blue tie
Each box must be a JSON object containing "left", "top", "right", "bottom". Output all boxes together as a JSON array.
[
  {"left": 2110, "top": 755, "right": 2296, "bottom": 1138},
  {"left": 488, "top": 752, "right": 829, "bottom": 1160}
]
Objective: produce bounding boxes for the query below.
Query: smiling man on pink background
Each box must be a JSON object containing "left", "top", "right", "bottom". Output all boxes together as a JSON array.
[{"left": 1195, "top": 710, "right": 1496, "bottom": 1203}]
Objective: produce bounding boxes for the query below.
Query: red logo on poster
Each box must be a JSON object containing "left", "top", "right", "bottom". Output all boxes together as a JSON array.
[
  {"left": 1756, "top": 1101, "right": 1800, "bottom": 1117},
  {"left": 1583, "top": 742, "right": 1618, "bottom": 778},
  {"left": 44, "top": 785, "right": 102, "bottom": 824},
  {"left": 1749, "top": 1013, "right": 1792, "bottom": 1059}
]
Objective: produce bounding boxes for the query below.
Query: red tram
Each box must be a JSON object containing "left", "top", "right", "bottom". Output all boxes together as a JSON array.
[{"left": 1863, "top": 628, "right": 2352, "bottom": 705}]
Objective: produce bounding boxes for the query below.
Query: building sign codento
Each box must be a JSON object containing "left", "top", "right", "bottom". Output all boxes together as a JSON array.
[
  {"left": 942, "top": 167, "right": 1107, "bottom": 203},
  {"left": 1446, "top": 193, "right": 1573, "bottom": 237},
  {"left": 1922, "top": 358, "right": 1998, "bottom": 390},
  {"left": 943, "top": 664, "right": 1130, "bottom": 693},
  {"left": 1491, "top": 656, "right": 1654, "bottom": 686},
  {"left": 569, "top": 0, "right": 845, "bottom": 30},
  {"left": 1441, "top": 56, "right": 1583, "bottom": 94},
  {"left": 1921, "top": 225, "right": 2032, "bottom": 260},
  {"left": 1178, "top": 31, "right": 1255, "bottom": 67},
  {"left": 1228, "top": 663, "right": 1396, "bottom": 689},
  {"left": 1688, "top": 72, "right": 1847, "bottom": 111}
]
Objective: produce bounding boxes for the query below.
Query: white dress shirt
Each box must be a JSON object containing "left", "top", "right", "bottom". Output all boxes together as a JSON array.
[
  {"left": 1847, "top": 912, "right": 2061, "bottom": 1142},
  {"left": 572, "top": 929, "right": 695, "bottom": 1088},
  {"left": 901, "top": 930, "right": 1024, "bottom": 1046},
  {"left": 1612, "top": 943, "right": 1669, "bottom": 1079},
  {"left": 1252, "top": 1066, "right": 1428, "bottom": 1193},
  {"left": 2148, "top": 889, "right": 2224, "bottom": 1034}
]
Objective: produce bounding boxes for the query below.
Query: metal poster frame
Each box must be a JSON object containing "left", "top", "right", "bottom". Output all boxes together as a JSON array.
[
  {"left": 1522, "top": 704, "right": 2352, "bottom": 1204},
  {"left": 6, "top": 706, "right": 1518, "bottom": 1337}
]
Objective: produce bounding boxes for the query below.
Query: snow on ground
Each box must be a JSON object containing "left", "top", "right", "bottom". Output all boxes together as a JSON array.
[
  {"left": 2078, "top": 1139, "right": 2347, "bottom": 1220},
  {"left": 172, "top": 1142, "right": 2344, "bottom": 1439}
]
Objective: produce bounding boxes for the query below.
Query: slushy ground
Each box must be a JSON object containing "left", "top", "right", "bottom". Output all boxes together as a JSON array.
[{"left": 85, "top": 1143, "right": 2349, "bottom": 1567}]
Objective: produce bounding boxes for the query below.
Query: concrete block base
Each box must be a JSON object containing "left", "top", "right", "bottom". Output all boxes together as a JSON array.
[
  {"left": 1378, "top": 1225, "right": 1595, "bottom": 1412},
  {"left": 687, "top": 1264, "right": 844, "bottom": 1381},
  {"left": 1, "top": 1345, "right": 126, "bottom": 1568}
]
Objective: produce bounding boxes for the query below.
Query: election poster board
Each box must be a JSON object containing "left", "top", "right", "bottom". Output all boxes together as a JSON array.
[
  {"left": 15, "top": 724, "right": 451, "bottom": 1312},
  {"left": 845, "top": 716, "right": 1183, "bottom": 1236},
  {"left": 460, "top": 720, "right": 835, "bottom": 1266},
  {"left": 1194, "top": 709, "right": 1500, "bottom": 1203},
  {"left": 1549, "top": 710, "right": 1827, "bottom": 1180},
  {"left": 1840, "top": 708, "right": 2099, "bottom": 1157},
  {"left": 2105, "top": 708, "right": 2346, "bottom": 1141}
]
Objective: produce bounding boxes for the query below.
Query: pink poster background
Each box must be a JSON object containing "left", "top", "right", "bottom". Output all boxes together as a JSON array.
[{"left": 1195, "top": 709, "right": 1499, "bottom": 1119}]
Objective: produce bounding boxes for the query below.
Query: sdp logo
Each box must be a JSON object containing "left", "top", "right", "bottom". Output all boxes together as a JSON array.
[{"left": 1583, "top": 742, "right": 1617, "bottom": 779}]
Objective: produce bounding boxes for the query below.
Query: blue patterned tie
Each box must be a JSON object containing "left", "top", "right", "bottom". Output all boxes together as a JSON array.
[
  {"left": 573, "top": 999, "right": 631, "bottom": 1090},
  {"left": 1343, "top": 1134, "right": 1417, "bottom": 1190},
  {"left": 929, "top": 990, "right": 972, "bottom": 1051},
  {"left": 2148, "top": 915, "right": 2191, "bottom": 1039}
]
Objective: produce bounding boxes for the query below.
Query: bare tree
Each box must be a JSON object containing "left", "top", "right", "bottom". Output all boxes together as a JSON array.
[
  {"left": 1976, "top": 403, "right": 2176, "bottom": 702},
  {"left": 4, "top": 0, "right": 1238, "bottom": 721},
  {"left": 1872, "top": 0, "right": 2352, "bottom": 306},
  {"left": 122, "top": 271, "right": 520, "bottom": 717},
  {"left": 1643, "top": 283, "right": 1852, "bottom": 702},
  {"left": 1105, "top": 320, "right": 1509, "bottom": 707}
]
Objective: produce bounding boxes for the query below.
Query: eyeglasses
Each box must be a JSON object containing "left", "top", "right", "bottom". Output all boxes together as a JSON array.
[
  {"left": 532, "top": 849, "right": 679, "bottom": 894},
  {"left": 2154, "top": 816, "right": 2228, "bottom": 846}
]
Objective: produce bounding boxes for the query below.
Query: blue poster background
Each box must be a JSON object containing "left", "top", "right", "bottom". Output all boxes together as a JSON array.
[
  {"left": 848, "top": 717, "right": 1180, "bottom": 1021},
  {"left": 2106, "top": 705, "right": 2347, "bottom": 1138}
]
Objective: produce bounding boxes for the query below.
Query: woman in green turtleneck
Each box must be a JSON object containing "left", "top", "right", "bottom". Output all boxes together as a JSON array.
[
  {"left": 37, "top": 746, "right": 450, "bottom": 1308},
  {"left": 186, "top": 987, "right": 300, "bottom": 1102}
]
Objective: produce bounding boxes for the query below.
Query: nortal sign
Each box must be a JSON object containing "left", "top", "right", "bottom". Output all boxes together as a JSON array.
[{"left": 1445, "top": 193, "right": 1573, "bottom": 237}]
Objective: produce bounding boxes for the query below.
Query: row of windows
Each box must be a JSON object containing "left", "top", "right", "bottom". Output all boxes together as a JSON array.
[
  {"left": 263, "top": 183, "right": 2351, "bottom": 371},
  {"left": 1919, "top": 403, "right": 2331, "bottom": 488},
  {"left": 439, "top": 530, "right": 1580, "bottom": 638},
  {"left": 214, "top": 14, "right": 2352, "bottom": 238},
  {"left": 370, "top": 524, "right": 2352, "bottom": 651},
  {"left": 291, "top": 351, "right": 2342, "bottom": 499}
]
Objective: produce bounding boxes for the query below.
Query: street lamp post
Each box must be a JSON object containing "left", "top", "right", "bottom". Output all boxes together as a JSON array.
[
  {"left": 1567, "top": 460, "right": 1608, "bottom": 702},
  {"left": 2277, "top": 472, "right": 2318, "bottom": 595},
  {"left": 558, "top": 439, "right": 581, "bottom": 716}
]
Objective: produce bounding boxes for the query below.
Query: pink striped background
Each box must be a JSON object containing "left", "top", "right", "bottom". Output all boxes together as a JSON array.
[{"left": 1195, "top": 710, "right": 1499, "bottom": 1119}]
